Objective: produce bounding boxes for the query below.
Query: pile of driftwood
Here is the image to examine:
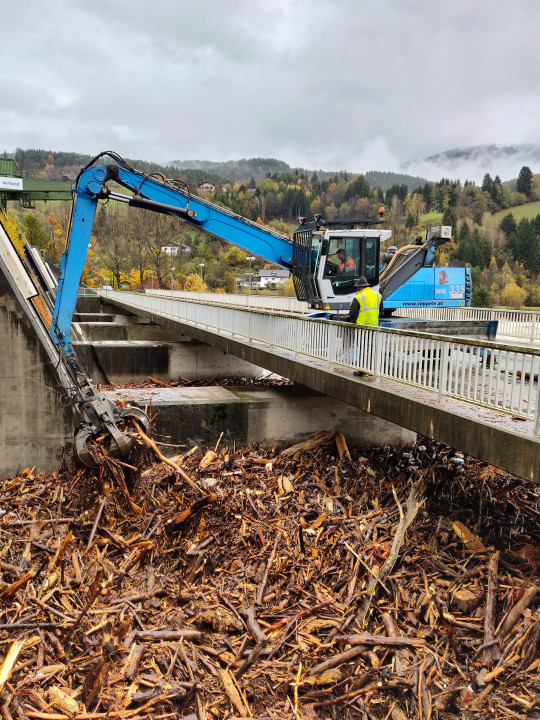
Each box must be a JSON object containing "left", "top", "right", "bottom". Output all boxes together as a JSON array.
[
  {"left": 0, "top": 432, "right": 539, "bottom": 719},
  {"left": 98, "top": 374, "right": 293, "bottom": 391}
]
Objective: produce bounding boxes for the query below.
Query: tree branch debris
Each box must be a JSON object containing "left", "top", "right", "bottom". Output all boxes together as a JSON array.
[{"left": 0, "top": 432, "right": 538, "bottom": 719}]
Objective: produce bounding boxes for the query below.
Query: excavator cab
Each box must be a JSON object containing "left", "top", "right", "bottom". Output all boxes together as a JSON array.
[{"left": 292, "top": 217, "right": 391, "bottom": 310}]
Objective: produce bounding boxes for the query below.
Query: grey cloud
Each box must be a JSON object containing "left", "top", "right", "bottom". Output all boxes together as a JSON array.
[{"left": 3, "top": 0, "right": 540, "bottom": 180}]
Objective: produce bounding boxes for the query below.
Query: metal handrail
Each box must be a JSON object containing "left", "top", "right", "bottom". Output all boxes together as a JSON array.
[
  {"left": 397, "top": 306, "right": 540, "bottom": 343},
  {"left": 101, "top": 290, "right": 540, "bottom": 434},
  {"left": 142, "top": 292, "right": 540, "bottom": 342},
  {"left": 144, "top": 288, "right": 307, "bottom": 314}
]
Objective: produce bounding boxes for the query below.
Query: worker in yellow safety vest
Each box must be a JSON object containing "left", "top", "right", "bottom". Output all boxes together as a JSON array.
[{"left": 347, "top": 276, "right": 382, "bottom": 326}]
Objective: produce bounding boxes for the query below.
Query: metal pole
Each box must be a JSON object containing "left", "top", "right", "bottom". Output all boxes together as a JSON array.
[
  {"left": 373, "top": 328, "right": 382, "bottom": 381},
  {"left": 246, "top": 256, "right": 255, "bottom": 299},
  {"left": 438, "top": 341, "right": 450, "bottom": 404},
  {"left": 171, "top": 266, "right": 175, "bottom": 293},
  {"left": 199, "top": 263, "right": 204, "bottom": 292}
]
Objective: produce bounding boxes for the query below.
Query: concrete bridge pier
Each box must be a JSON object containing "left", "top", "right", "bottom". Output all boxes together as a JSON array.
[{"left": 1, "top": 291, "right": 415, "bottom": 474}]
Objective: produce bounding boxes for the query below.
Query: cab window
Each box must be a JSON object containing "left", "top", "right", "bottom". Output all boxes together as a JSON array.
[
  {"left": 323, "top": 236, "right": 361, "bottom": 295},
  {"left": 365, "top": 238, "right": 378, "bottom": 284}
]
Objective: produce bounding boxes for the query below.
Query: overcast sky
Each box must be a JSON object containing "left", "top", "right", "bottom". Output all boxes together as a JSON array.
[{"left": 3, "top": 0, "right": 540, "bottom": 180}]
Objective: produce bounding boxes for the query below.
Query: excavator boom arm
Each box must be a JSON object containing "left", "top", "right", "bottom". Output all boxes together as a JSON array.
[{"left": 52, "top": 162, "right": 294, "bottom": 358}]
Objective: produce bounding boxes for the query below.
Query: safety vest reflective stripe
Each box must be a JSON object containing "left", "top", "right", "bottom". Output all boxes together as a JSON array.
[{"left": 355, "top": 287, "right": 381, "bottom": 326}]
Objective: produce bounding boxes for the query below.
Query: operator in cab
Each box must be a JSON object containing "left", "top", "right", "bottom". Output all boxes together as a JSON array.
[
  {"left": 347, "top": 276, "right": 382, "bottom": 326},
  {"left": 336, "top": 248, "right": 355, "bottom": 272}
]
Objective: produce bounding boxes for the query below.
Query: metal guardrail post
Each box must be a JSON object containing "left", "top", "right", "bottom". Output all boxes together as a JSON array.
[
  {"left": 438, "top": 341, "right": 450, "bottom": 404},
  {"left": 534, "top": 381, "right": 540, "bottom": 436},
  {"left": 328, "top": 323, "right": 337, "bottom": 371},
  {"left": 373, "top": 328, "right": 382, "bottom": 381}
]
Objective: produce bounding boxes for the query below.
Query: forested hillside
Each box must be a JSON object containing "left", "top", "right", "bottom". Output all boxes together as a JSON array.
[
  {"left": 4, "top": 149, "right": 540, "bottom": 309},
  {"left": 170, "top": 157, "right": 427, "bottom": 191}
]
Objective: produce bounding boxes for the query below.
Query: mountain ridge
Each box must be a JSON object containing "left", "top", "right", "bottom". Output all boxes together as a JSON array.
[
  {"left": 168, "top": 157, "right": 428, "bottom": 192},
  {"left": 402, "top": 143, "right": 540, "bottom": 183}
]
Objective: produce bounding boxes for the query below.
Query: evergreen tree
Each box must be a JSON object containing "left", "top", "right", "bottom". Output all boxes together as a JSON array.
[
  {"left": 22, "top": 214, "right": 49, "bottom": 250},
  {"left": 499, "top": 213, "right": 516, "bottom": 238},
  {"left": 517, "top": 166, "right": 533, "bottom": 198},
  {"left": 468, "top": 228, "right": 491, "bottom": 268},
  {"left": 472, "top": 283, "right": 492, "bottom": 307},
  {"left": 491, "top": 175, "right": 504, "bottom": 207},
  {"left": 344, "top": 174, "right": 370, "bottom": 201},
  {"left": 511, "top": 218, "right": 534, "bottom": 265},
  {"left": 442, "top": 206, "right": 457, "bottom": 232},
  {"left": 420, "top": 182, "right": 432, "bottom": 209},
  {"left": 459, "top": 220, "right": 471, "bottom": 243},
  {"left": 481, "top": 173, "right": 493, "bottom": 195}
]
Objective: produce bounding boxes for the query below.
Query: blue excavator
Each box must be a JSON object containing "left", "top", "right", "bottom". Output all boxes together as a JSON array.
[{"left": 7, "top": 152, "right": 472, "bottom": 465}]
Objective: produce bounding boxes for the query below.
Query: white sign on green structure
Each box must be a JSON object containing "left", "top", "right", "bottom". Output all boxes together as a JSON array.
[{"left": 0, "top": 177, "right": 23, "bottom": 191}]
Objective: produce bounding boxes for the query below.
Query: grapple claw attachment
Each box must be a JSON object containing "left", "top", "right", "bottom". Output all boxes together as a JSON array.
[
  {"left": 73, "top": 423, "right": 99, "bottom": 468},
  {"left": 117, "top": 405, "right": 151, "bottom": 435},
  {"left": 72, "top": 404, "right": 150, "bottom": 468}
]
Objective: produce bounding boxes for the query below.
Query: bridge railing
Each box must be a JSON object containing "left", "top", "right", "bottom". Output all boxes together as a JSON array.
[
  {"left": 397, "top": 306, "right": 540, "bottom": 343},
  {"left": 142, "top": 292, "right": 540, "bottom": 343},
  {"left": 144, "top": 289, "right": 307, "bottom": 314},
  {"left": 103, "top": 290, "right": 540, "bottom": 434}
]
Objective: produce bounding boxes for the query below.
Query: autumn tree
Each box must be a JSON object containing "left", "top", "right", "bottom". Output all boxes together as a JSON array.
[
  {"left": 404, "top": 193, "right": 425, "bottom": 229},
  {"left": 501, "top": 281, "right": 527, "bottom": 308},
  {"left": 144, "top": 213, "right": 185, "bottom": 288},
  {"left": 388, "top": 195, "right": 405, "bottom": 245},
  {"left": 21, "top": 213, "right": 49, "bottom": 250},
  {"left": 184, "top": 273, "right": 207, "bottom": 292},
  {"left": 127, "top": 208, "right": 157, "bottom": 288},
  {"left": 92, "top": 206, "right": 132, "bottom": 289}
]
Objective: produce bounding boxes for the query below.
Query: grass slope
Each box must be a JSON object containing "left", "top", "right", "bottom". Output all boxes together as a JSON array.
[{"left": 492, "top": 201, "right": 540, "bottom": 223}]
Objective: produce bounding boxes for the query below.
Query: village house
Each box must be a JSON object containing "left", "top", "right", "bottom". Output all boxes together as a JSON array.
[{"left": 198, "top": 180, "right": 216, "bottom": 192}]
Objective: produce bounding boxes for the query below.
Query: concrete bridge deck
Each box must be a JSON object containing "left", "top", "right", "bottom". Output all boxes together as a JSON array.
[{"left": 103, "top": 291, "right": 540, "bottom": 482}]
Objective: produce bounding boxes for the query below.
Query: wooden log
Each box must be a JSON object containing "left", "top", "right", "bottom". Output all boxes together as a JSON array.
[
  {"left": 497, "top": 585, "right": 539, "bottom": 638},
  {"left": 335, "top": 634, "right": 427, "bottom": 647},
  {"left": 123, "top": 644, "right": 144, "bottom": 681},
  {"left": 381, "top": 612, "right": 411, "bottom": 676},
  {"left": 484, "top": 550, "right": 500, "bottom": 663},
  {"left": 220, "top": 668, "right": 248, "bottom": 716},
  {"left": 307, "top": 646, "right": 368, "bottom": 676},
  {"left": 356, "top": 482, "right": 424, "bottom": 626},
  {"left": 133, "top": 629, "right": 203, "bottom": 642},
  {"left": 0, "top": 639, "right": 25, "bottom": 696},
  {"left": 279, "top": 431, "right": 334, "bottom": 458}
]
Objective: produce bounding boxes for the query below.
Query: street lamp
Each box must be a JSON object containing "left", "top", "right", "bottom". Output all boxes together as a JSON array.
[
  {"left": 199, "top": 262, "right": 205, "bottom": 292},
  {"left": 171, "top": 266, "right": 175, "bottom": 292},
  {"left": 246, "top": 256, "right": 255, "bottom": 296}
]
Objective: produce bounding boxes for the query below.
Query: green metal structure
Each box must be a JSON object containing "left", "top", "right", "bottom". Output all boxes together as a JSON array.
[{"left": 0, "top": 157, "right": 72, "bottom": 212}]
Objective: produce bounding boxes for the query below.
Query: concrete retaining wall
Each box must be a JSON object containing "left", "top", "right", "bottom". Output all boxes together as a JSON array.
[
  {"left": 73, "top": 338, "right": 268, "bottom": 384},
  {"left": 105, "top": 385, "right": 415, "bottom": 450},
  {"left": 0, "top": 273, "right": 74, "bottom": 474}
]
